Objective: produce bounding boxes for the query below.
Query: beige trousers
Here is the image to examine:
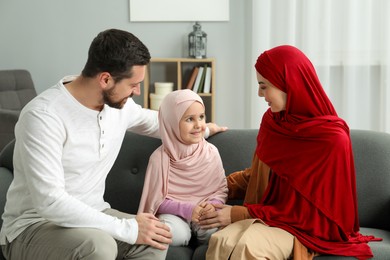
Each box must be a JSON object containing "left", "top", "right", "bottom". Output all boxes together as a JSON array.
[
  {"left": 206, "top": 219, "right": 294, "bottom": 260},
  {"left": 1, "top": 208, "right": 167, "bottom": 260}
]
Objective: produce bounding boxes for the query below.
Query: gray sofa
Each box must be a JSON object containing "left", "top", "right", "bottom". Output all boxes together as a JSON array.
[
  {"left": 1, "top": 129, "right": 389, "bottom": 259},
  {"left": 0, "top": 69, "right": 37, "bottom": 152}
]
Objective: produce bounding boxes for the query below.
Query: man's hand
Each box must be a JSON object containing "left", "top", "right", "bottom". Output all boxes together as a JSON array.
[
  {"left": 206, "top": 123, "right": 228, "bottom": 137},
  {"left": 135, "top": 213, "right": 172, "bottom": 250},
  {"left": 199, "top": 204, "right": 232, "bottom": 229}
]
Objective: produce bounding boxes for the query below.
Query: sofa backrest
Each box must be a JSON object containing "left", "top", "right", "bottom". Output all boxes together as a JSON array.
[
  {"left": 104, "top": 130, "right": 258, "bottom": 214},
  {"left": 350, "top": 130, "right": 390, "bottom": 231},
  {"left": 1, "top": 129, "right": 390, "bottom": 231},
  {"left": 104, "top": 132, "right": 162, "bottom": 214},
  {"left": 104, "top": 129, "right": 390, "bottom": 231}
]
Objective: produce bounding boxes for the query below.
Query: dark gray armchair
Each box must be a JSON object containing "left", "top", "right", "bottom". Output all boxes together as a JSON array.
[{"left": 0, "top": 70, "right": 37, "bottom": 152}]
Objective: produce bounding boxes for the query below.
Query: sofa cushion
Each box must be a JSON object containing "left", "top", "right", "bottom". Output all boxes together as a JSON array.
[{"left": 104, "top": 132, "right": 161, "bottom": 214}]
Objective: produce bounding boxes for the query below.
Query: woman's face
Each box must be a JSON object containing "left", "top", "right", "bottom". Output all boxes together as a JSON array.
[{"left": 256, "top": 72, "right": 287, "bottom": 112}]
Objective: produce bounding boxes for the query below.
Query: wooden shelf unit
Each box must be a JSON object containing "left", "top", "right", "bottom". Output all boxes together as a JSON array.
[{"left": 141, "top": 57, "right": 216, "bottom": 122}]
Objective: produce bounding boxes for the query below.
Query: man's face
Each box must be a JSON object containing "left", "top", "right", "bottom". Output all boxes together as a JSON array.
[{"left": 103, "top": 65, "right": 146, "bottom": 109}]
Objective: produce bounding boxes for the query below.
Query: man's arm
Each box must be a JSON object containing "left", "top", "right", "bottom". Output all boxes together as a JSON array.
[
  {"left": 126, "top": 100, "right": 228, "bottom": 139},
  {"left": 206, "top": 122, "right": 228, "bottom": 138}
]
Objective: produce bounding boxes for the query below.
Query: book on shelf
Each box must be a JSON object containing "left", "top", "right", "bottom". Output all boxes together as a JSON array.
[
  {"left": 203, "top": 66, "right": 212, "bottom": 93},
  {"left": 192, "top": 66, "right": 204, "bottom": 93},
  {"left": 197, "top": 64, "right": 208, "bottom": 93},
  {"left": 185, "top": 66, "right": 199, "bottom": 90}
]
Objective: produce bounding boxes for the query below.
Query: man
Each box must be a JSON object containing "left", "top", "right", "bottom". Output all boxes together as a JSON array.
[{"left": 0, "top": 29, "right": 226, "bottom": 260}]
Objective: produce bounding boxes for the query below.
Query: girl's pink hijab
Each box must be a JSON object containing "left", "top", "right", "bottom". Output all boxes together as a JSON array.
[{"left": 138, "top": 89, "right": 227, "bottom": 214}]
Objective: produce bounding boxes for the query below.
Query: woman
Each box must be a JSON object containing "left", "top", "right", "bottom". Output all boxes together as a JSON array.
[{"left": 199, "top": 45, "right": 380, "bottom": 259}]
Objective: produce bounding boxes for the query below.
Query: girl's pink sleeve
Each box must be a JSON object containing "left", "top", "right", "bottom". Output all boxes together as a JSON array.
[
  {"left": 157, "top": 198, "right": 195, "bottom": 221},
  {"left": 208, "top": 199, "right": 224, "bottom": 205}
]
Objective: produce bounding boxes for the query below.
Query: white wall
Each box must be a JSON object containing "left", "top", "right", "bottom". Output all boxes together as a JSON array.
[{"left": 0, "top": 0, "right": 255, "bottom": 129}]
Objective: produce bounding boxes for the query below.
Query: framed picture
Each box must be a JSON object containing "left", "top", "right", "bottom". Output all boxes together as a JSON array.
[{"left": 129, "top": 0, "right": 229, "bottom": 22}]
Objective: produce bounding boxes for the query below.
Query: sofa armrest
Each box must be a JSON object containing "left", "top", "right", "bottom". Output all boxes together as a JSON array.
[
  {"left": 0, "top": 109, "right": 19, "bottom": 152},
  {"left": 0, "top": 167, "right": 13, "bottom": 228},
  {"left": 0, "top": 138, "right": 15, "bottom": 172},
  {"left": 0, "top": 109, "right": 20, "bottom": 128}
]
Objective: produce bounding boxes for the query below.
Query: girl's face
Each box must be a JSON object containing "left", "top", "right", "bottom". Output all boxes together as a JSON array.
[
  {"left": 256, "top": 72, "right": 287, "bottom": 112},
  {"left": 179, "top": 101, "right": 206, "bottom": 144}
]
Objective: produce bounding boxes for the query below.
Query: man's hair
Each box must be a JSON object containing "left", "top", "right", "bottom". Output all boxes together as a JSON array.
[{"left": 81, "top": 29, "right": 151, "bottom": 82}]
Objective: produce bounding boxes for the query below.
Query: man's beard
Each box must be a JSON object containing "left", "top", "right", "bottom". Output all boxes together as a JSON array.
[{"left": 103, "top": 88, "right": 132, "bottom": 109}]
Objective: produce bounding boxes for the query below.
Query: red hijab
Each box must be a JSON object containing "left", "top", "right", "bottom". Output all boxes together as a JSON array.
[{"left": 249, "top": 45, "right": 379, "bottom": 258}]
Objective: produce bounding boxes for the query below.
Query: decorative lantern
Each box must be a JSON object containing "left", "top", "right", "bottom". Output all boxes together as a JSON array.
[{"left": 188, "top": 22, "right": 207, "bottom": 59}]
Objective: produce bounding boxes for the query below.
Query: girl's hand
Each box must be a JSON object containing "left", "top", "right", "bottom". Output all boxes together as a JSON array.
[
  {"left": 192, "top": 202, "right": 216, "bottom": 223},
  {"left": 191, "top": 204, "right": 203, "bottom": 223},
  {"left": 199, "top": 202, "right": 215, "bottom": 215}
]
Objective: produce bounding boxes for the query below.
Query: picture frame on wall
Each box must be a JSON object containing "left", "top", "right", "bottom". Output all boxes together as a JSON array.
[{"left": 129, "top": 0, "right": 229, "bottom": 22}]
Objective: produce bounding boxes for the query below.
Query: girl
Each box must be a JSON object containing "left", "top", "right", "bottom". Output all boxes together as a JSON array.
[{"left": 138, "top": 89, "right": 228, "bottom": 246}]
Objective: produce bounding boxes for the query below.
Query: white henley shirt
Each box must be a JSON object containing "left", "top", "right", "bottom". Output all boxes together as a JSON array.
[{"left": 0, "top": 75, "right": 159, "bottom": 245}]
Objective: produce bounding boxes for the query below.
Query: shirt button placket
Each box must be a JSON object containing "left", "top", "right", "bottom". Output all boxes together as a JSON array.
[{"left": 99, "top": 114, "right": 104, "bottom": 151}]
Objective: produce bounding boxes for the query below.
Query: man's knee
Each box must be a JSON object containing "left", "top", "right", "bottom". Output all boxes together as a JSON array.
[{"left": 79, "top": 232, "right": 117, "bottom": 260}]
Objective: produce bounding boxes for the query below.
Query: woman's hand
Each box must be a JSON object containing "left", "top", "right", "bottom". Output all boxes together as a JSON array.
[{"left": 198, "top": 204, "right": 232, "bottom": 229}]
